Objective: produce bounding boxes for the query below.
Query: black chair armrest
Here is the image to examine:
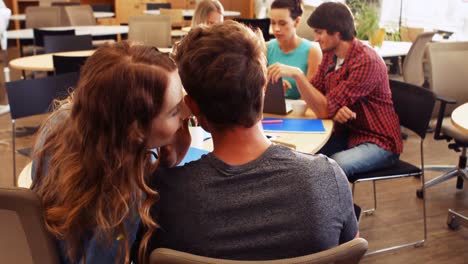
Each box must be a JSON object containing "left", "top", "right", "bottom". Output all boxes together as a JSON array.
[{"left": 434, "top": 95, "right": 457, "bottom": 141}]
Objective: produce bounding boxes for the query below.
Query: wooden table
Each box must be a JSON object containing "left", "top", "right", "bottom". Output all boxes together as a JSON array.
[
  {"left": 9, "top": 48, "right": 173, "bottom": 72},
  {"left": 200, "top": 107, "right": 332, "bottom": 154},
  {"left": 451, "top": 103, "right": 468, "bottom": 133}
]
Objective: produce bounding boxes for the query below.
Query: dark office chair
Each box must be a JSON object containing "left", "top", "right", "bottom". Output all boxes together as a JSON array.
[
  {"left": 32, "top": 28, "right": 76, "bottom": 54},
  {"left": 150, "top": 238, "right": 368, "bottom": 264},
  {"left": 43, "top": 34, "right": 93, "bottom": 53},
  {"left": 146, "top": 3, "right": 172, "bottom": 10},
  {"left": 6, "top": 72, "right": 79, "bottom": 185},
  {"left": 234, "top": 18, "right": 271, "bottom": 41},
  {"left": 350, "top": 80, "right": 436, "bottom": 255},
  {"left": 52, "top": 55, "right": 88, "bottom": 75},
  {"left": 91, "top": 4, "right": 114, "bottom": 12},
  {"left": 0, "top": 187, "right": 60, "bottom": 264}
]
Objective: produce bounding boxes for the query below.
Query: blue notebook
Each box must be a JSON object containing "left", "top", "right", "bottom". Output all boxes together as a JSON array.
[
  {"left": 262, "top": 118, "right": 325, "bottom": 133},
  {"left": 178, "top": 147, "right": 209, "bottom": 166}
]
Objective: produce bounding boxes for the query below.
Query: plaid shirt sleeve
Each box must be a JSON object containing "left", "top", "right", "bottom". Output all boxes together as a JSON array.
[{"left": 325, "top": 53, "right": 381, "bottom": 117}]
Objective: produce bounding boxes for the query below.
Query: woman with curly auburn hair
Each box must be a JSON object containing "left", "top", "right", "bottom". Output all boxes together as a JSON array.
[{"left": 31, "top": 41, "right": 190, "bottom": 264}]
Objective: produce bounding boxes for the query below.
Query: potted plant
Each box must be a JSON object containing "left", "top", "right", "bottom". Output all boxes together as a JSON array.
[{"left": 347, "top": 0, "right": 385, "bottom": 47}]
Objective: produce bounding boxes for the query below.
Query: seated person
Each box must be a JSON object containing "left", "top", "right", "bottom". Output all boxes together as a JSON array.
[
  {"left": 191, "top": 0, "right": 224, "bottom": 27},
  {"left": 267, "top": 0, "right": 322, "bottom": 99},
  {"left": 31, "top": 42, "right": 191, "bottom": 263},
  {"left": 145, "top": 21, "right": 358, "bottom": 261},
  {"left": 269, "top": 2, "right": 403, "bottom": 178}
]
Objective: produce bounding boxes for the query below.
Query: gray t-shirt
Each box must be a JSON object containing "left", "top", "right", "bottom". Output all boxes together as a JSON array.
[{"left": 149, "top": 144, "right": 357, "bottom": 260}]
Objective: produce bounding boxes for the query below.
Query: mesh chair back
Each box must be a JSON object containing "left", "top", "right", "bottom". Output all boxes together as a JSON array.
[
  {"left": 25, "top": 6, "right": 63, "bottom": 28},
  {"left": 44, "top": 34, "right": 93, "bottom": 53},
  {"left": 390, "top": 80, "right": 435, "bottom": 139},
  {"left": 6, "top": 72, "right": 79, "bottom": 120},
  {"left": 64, "top": 5, "right": 96, "bottom": 26},
  {"left": 402, "top": 32, "right": 435, "bottom": 86},
  {"left": 53, "top": 55, "right": 88, "bottom": 75},
  {"left": 426, "top": 41, "right": 468, "bottom": 116},
  {"left": 129, "top": 15, "right": 172, "bottom": 48},
  {"left": 234, "top": 18, "right": 271, "bottom": 41},
  {"left": 33, "top": 28, "right": 75, "bottom": 48},
  {"left": 0, "top": 187, "right": 59, "bottom": 264},
  {"left": 150, "top": 238, "right": 368, "bottom": 264},
  {"left": 147, "top": 3, "right": 172, "bottom": 10}
]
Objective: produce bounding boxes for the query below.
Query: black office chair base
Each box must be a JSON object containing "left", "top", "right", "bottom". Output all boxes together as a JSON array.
[
  {"left": 417, "top": 168, "right": 468, "bottom": 199},
  {"left": 447, "top": 209, "right": 468, "bottom": 230}
]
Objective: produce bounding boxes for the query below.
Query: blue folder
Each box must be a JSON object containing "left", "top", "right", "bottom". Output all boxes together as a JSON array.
[
  {"left": 262, "top": 118, "right": 325, "bottom": 133},
  {"left": 178, "top": 147, "right": 209, "bottom": 166}
]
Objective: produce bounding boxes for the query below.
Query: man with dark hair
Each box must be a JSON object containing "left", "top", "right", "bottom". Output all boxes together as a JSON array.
[
  {"left": 268, "top": 2, "right": 402, "bottom": 179},
  {"left": 146, "top": 20, "right": 358, "bottom": 260}
]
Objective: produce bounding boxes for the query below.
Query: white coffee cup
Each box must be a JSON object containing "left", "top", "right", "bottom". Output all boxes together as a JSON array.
[
  {"left": 189, "top": 126, "right": 206, "bottom": 149},
  {"left": 291, "top": 100, "right": 307, "bottom": 116}
]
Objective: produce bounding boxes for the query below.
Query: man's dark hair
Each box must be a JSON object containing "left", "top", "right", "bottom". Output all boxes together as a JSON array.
[
  {"left": 307, "top": 2, "right": 356, "bottom": 41},
  {"left": 173, "top": 21, "right": 267, "bottom": 131}
]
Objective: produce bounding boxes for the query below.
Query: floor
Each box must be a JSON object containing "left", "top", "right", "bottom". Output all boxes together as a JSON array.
[{"left": 0, "top": 48, "right": 467, "bottom": 263}]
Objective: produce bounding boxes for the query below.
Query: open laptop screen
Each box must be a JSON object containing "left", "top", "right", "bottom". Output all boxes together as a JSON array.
[{"left": 263, "top": 78, "right": 292, "bottom": 115}]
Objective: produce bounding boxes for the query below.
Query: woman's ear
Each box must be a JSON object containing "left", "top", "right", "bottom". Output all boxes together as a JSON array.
[
  {"left": 184, "top": 95, "right": 200, "bottom": 117},
  {"left": 294, "top": 16, "right": 301, "bottom": 28}
]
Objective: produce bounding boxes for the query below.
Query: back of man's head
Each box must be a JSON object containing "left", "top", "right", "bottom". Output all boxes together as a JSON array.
[
  {"left": 173, "top": 20, "right": 267, "bottom": 131},
  {"left": 307, "top": 2, "right": 355, "bottom": 41}
]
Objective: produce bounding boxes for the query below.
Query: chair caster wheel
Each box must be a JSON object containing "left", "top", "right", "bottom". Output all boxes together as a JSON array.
[
  {"left": 416, "top": 189, "right": 424, "bottom": 199},
  {"left": 448, "top": 217, "right": 460, "bottom": 230}
]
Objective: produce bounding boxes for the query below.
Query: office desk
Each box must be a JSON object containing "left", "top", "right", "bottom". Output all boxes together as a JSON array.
[
  {"left": 7, "top": 25, "right": 128, "bottom": 40},
  {"left": 451, "top": 103, "right": 468, "bottom": 133},
  {"left": 363, "top": 40, "right": 412, "bottom": 58},
  {"left": 9, "top": 11, "right": 115, "bottom": 21},
  {"left": 9, "top": 48, "right": 173, "bottom": 72},
  {"left": 144, "top": 9, "right": 240, "bottom": 17},
  {"left": 7, "top": 25, "right": 185, "bottom": 39}
]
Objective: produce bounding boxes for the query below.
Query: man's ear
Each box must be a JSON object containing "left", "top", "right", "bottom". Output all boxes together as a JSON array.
[{"left": 184, "top": 95, "right": 200, "bottom": 116}]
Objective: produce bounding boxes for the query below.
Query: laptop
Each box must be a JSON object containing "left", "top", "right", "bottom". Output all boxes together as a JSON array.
[{"left": 263, "top": 78, "right": 293, "bottom": 115}]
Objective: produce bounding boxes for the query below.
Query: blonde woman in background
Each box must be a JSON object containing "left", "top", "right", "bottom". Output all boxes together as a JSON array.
[{"left": 192, "top": 0, "right": 224, "bottom": 27}]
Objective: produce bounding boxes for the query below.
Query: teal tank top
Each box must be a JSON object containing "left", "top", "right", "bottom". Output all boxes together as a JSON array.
[{"left": 267, "top": 38, "right": 313, "bottom": 99}]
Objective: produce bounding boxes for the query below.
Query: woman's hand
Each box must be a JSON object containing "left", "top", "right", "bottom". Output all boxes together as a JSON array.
[
  {"left": 267, "top": 62, "right": 302, "bottom": 83},
  {"left": 159, "top": 118, "right": 191, "bottom": 167}
]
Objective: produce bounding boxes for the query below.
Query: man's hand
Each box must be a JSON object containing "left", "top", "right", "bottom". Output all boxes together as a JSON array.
[
  {"left": 333, "top": 106, "right": 356, "bottom": 124},
  {"left": 159, "top": 118, "right": 191, "bottom": 168},
  {"left": 267, "top": 62, "right": 302, "bottom": 83}
]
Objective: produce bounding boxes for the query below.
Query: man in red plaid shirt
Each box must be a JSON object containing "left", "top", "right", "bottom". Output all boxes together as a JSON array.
[{"left": 267, "top": 2, "right": 402, "bottom": 179}]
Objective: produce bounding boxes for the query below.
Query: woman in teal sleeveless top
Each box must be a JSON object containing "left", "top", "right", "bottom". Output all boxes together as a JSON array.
[{"left": 267, "top": 0, "right": 322, "bottom": 99}]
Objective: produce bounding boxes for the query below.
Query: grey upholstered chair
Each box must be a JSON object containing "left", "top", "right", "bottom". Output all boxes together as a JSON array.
[
  {"left": 296, "top": 5, "right": 315, "bottom": 41},
  {"left": 150, "top": 238, "right": 368, "bottom": 264},
  {"left": 402, "top": 32, "right": 435, "bottom": 86},
  {"left": 128, "top": 15, "right": 172, "bottom": 48},
  {"left": 416, "top": 42, "right": 468, "bottom": 226},
  {"left": 0, "top": 187, "right": 59, "bottom": 264}
]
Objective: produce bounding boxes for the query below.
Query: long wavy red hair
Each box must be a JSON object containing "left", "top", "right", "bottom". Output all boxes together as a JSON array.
[{"left": 31, "top": 41, "right": 176, "bottom": 263}]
